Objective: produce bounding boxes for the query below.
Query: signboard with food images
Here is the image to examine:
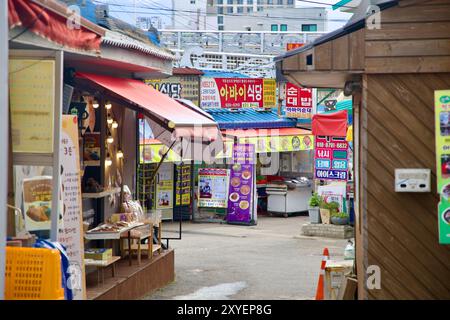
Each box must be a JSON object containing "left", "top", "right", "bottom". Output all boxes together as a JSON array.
[
  {"left": 58, "top": 115, "right": 86, "bottom": 300},
  {"left": 285, "top": 83, "right": 313, "bottom": 119},
  {"left": 237, "top": 134, "right": 314, "bottom": 153},
  {"left": 200, "top": 78, "right": 276, "bottom": 109},
  {"left": 314, "top": 136, "right": 349, "bottom": 181},
  {"left": 227, "top": 144, "right": 255, "bottom": 224},
  {"left": 434, "top": 90, "right": 450, "bottom": 244},
  {"left": 176, "top": 164, "right": 192, "bottom": 206},
  {"left": 23, "top": 176, "right": 53, "bottom": 231},
  {"left": 198, "top": 168, "right": 230, "bottom": 208}
]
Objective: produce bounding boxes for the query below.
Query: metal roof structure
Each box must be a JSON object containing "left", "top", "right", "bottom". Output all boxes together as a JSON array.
[{"left": 206, "top": 108, "right": 297, "bottom": 130}]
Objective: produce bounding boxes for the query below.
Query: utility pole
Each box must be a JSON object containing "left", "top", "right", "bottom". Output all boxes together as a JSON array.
[{"left": 0, "top": 0, "right": 9, "bottom": 300}]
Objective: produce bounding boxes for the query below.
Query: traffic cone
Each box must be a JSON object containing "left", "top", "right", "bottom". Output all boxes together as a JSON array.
[{"left": 315, "top": 248, "right": 330, "bottom": 300}]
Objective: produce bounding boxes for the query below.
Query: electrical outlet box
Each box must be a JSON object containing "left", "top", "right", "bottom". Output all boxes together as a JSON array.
[{"left": 395, "top": 169, "right": 431, "bottom": 192}]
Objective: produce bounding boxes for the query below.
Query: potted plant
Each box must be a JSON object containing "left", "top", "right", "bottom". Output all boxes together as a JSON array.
[
  {"left": 308, "top": 193, "right": 321, "bottom": 224},
  {"left": 330, "top": 211, "right": 350, "bottom": 225}
]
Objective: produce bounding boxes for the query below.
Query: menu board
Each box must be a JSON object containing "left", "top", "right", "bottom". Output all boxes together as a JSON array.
[
  {"left": 176, "top": 164, "right": 191, "bottom": 206},
  {"left": 22, "top": 176, "right": 53, "bottom": 231},
  {"left": 434, "top": 90, "right": 450, "bottom": 244},
  {"left": 198, "top": 168, "right": 230, "bottom": 208},
  {"left": 227, "top": 144, "right": 255, "bottom": 224},
  {"left": 9, "top": 59, "right": 55, "bottom": 153},
  {"left": 156, "top": 163, "right": 174, "bottom": 209},
  {"left": 314, "top": 136, "right": 348, "bottom": 181},
  {"left": 58, "top": 115, "right": 86, "bottom": 299}
]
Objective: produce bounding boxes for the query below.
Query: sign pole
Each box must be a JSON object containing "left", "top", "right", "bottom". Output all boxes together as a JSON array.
[{"left": 0, "top": 0, "right": 9, "bottom": 300}]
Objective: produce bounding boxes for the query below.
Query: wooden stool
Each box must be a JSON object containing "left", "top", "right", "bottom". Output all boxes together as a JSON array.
[{"left": 119, "top": 226, "right": 152, "bottom": 265}]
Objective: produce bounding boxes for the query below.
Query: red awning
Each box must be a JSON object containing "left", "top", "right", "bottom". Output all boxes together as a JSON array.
[
  {"left": 8, "top": 0, "right": 102, "bottom": 53},
  {"left": 76, "top": 72, "right": 221, "bottom": 147},
  {"left": 222, "top": 127, "right": 311, "bottom": 138},
  {"left": 312, "top": 110, "right": 348, "bottom": 136}
]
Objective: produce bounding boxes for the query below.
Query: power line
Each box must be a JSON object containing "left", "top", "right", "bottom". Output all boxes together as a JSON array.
[{"left": 94, "top": 1, "right": 349, "bottom": 22}]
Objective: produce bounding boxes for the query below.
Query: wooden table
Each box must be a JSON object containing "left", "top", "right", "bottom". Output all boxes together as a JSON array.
[{"left": 85, "top": 256, "right": 121, "bottom": 285}]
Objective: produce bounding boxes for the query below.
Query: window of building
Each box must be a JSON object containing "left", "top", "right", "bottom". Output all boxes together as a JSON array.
[
  {"left": 277, "top": 0, "right": 283, "bottom": 4},
  {"left": 280, "top": 24, "right": 287, "bottom": 31},
  {"left": 190, "top": 0, "right": 196, "bottom": 4},
  {"left": 218, "top": 7, "right": 224, "bottom": 14},
  {"left": 218, "top": 25, "right": 224, "bottom": 30},
  {"left": 237, "top": 0, "right": 244, "bottom": 4},
  {"left": 267, "top": 0, "right": 274, "bottom": 4},
  {"left": 287, "top": 0, "right": 293, "bottom": 4},
  {"left": 302, "top": 24, "right": 317, "bottom": 31},
  {"left": 218, "top": 16, "right": 224, "bottom": 24},
  {"left": 247, "top": 6, "right": 253, "bottom": 12},
  {"left": 257, "top": 6, "right": 263, "bottom": 11},
  {"left": 271, "top": 24, "right": 278, "bottom": 31},
  {"left": 237, "top": 6, "right": 244, "bottom": 13},
  {"left": 227, "top": 0, "right": 233, "bottom": 4},
  {"left": 227, "top": 6, "right": 233, "bottom": 13},
  {"left": 247, "top": 0, "right": 254, "bottom": 4},
  {"left": 217, "top": 0, "right": 223, "bottom": 3}
]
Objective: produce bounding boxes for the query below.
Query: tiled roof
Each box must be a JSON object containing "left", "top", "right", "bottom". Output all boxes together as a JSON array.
[
  {"left": 206, "top": 108, "right": 297, "bottom": 130},
  {"left": 173, "top": 67, "right": 204, "bottom": 75}
]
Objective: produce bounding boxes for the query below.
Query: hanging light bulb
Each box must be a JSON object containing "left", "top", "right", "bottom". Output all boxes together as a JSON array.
[
  {"left": 92, "top": 100, "right": 99, "bottom": 109},
  {"left": 106, "top": 133, "right": 114, "bottom": 144},
  {"left": 105, "top": 101, "right": 112, "bottom": 110},
  {"left": 107, "top": 114, "right": 113, "bottom": 125},
  {"left": 117, "top": 149, "right": 124, "bottom": 159},
  {"left": 112, "top": 121, "right": 118, "bottom": 129},
  {"left": 105, "top": 153, "right": 112, "bottom": 166}
]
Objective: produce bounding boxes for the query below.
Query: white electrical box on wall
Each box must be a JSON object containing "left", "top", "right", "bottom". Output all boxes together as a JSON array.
[{"left": 395, "top": 169, "right": 431, "bottom": 192}]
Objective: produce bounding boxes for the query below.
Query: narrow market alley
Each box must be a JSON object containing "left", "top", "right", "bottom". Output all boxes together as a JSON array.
[{"left": 145, "top": 216, "right": 347, "bottom": 300}]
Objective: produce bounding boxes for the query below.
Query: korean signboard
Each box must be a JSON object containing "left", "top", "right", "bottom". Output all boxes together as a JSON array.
[
  {"left": 286, "top": 43, "right": 304, "bottom": 51},
  {"left": 145, "top": 75, "right": 200, "bottom": 106},
  {"left": 285, "top": 83, "right": 313, "bottom": 119},
  {"left": 434, "top": 90, "right": 450, "bottom": 244},
  {"left": 200, "top": 78, "right": 276, "bottom": 109},
  {"left": 314, "top": 136, "right": 348, "bottom": 181},
  {"left": 23, "top": 176, "right": 53, "bottom": 231},
  {"left": 198, "top": 168, "right": 230, "bottom": 208},
  {"left": 227, "top": 144, "right": 255, "bottom": 224}
]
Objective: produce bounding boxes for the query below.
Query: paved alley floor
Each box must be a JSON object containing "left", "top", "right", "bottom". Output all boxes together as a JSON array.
[{"left": 144, "top": 215, "right": 348, "bottom": 300}]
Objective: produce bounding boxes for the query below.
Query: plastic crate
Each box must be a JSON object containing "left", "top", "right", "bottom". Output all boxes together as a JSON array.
[{"left": 4, "top": 247, "right": 65, "bottom": 300}]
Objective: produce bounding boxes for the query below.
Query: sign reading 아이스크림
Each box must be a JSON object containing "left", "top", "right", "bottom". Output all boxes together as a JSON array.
[
  {"left": 434, "top": 90, "right": 450, "bottom": 244},
  {"left": 314, "top": 136, "right": 348, "bottom": 181}
]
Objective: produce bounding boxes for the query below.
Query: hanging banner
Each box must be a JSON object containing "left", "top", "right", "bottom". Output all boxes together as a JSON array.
[
  {"left": 238, "top": 134, "right": 314, "bottom": 153},
  {"left": 285, "top": 83, "right": 313, "bottom": 119},
  {"left": 286, "top": 43, "right": 304, "bottom": 51},
  {"left": 200, "top": 78, "right": 276, "bottom": 109},
  {"left": 435, "top": 90, "right": 450, "bottom": 244},
  {"left": 23, "top": 176, "right": 53, "bottom": 231},
  {"left": 227, "top": 144, "right": 255, "bottom": 224},
  {"left": 58, "top": 115, "right": 86, "bottom": 300},
  {"left": 198, "top": 168, "right": 230, "bottom": 208},
  {"left": 314, "top": 136, "right": 348, "bottom": 181}
]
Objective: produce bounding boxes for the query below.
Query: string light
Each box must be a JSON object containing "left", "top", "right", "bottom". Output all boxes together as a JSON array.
[
  {"left": 117, "top": 149, "right": 124, "bottom": 159},
  {"left": 105, "top": 153, "right": 112, "bottom": 166},
  {"left": 107, "top": 114, "right": 113, "bottom": 125},
  {"left": 112, "top": 121, "right": 118, "bottom": 129},
  {"left": 105, "top": 101, "right": 112, "bottom": 110},
  {"left": 106, "top": 133, "right": 114, "bottom": 144},
  {"left": 92, "top": 100, "right": 99, "bottom": 109}
]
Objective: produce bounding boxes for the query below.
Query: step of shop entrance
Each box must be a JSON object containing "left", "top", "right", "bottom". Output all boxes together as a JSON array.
[
  {"left": 301, "top": 223, "right": 354, "bottom": 239},
  {"left": 86, "top": 249, "right": 174, "bottom": 300}
]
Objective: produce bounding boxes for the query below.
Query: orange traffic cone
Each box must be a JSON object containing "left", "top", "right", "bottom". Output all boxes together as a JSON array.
[{"left": 315, "top": 248, "right": 330, "bottom": 300}]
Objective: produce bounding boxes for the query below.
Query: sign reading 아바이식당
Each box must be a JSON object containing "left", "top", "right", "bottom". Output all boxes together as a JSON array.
[
  {"left": 314, "top": 136, "right": 348, "bottom": 181},
  {"left": 434, "top": 90, "right": 450, "bottom": 244},
  {"left": 200, "top": 78, "right": 276, "bottom": 109}
]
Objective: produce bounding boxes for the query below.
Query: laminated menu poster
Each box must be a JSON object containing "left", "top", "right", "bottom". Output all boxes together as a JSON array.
[
  {"left": 23, "top": 176, "right": 53, "bottom": 231},
  {"left": 176, "top": 164, "right": 191, "bottom": 206},
  {"left": 198, "top": 168, "right": 230, "bottom": 208},
  {"left": 434, "top": 90, "right": 450, "bottom": 244},
  {"left": 58, "top": 115, "right": 86, "bottom": 299},
  {"left": 227, "top": 144, "right": 255, "bottom": 224},
  {"left": 156, "top": 163, "right": 174, "bottom": 209}
]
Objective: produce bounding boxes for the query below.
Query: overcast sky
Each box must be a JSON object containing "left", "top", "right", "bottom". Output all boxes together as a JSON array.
[{"left": 94, "top": 0, "right": 351, "bottom": 32}]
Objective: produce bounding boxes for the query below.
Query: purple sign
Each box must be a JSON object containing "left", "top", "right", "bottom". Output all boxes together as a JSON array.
[{"left": 227, "top": 144, "right": 255, "bottom": 224}]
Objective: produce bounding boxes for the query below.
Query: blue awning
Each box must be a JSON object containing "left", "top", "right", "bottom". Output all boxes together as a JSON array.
[{"left": 206, "top": 108, "right": 297, "bottom": 130}]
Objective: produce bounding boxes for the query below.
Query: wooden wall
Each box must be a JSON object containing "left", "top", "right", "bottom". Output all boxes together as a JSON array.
[
  {"left": 361, "top": 73, "right": 450, "bottom": 299},
  {"left": 365, "top": 0, "right": 450, "bottom": 73}
]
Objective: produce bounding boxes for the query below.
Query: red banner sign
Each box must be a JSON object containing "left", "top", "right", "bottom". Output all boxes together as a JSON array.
[
  {"left": 286, "top": 43, "right": 304, "bottom": 51},
  {"left": 285, "top": 83, "right": 313, "bottom": 119}
]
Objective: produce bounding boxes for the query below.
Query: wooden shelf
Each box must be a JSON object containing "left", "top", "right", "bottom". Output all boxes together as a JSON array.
[
  {"left": 82, "top": 187, "right": 121, "bottom": 199},
  {"left": 84, "top": 256, "right": 121, "bottom": 267}
]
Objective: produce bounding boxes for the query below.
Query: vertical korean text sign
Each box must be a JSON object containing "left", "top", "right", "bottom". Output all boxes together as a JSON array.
[
  {"left": 227, "top": 144, "right": 255, "bottom": 224},
  {"left": 434, "top": 90, "right": 450, "bottom": 244},
  {"left": 285, "top": 83, "right": 313, "bottom": 120},
  {"left": 314, "top": 136, "right": 348, "bottom": 181}
]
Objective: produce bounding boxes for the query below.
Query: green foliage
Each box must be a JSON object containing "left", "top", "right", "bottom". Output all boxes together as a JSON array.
[
  {"left": 308, "top": 192, "right": 321, "bottom": 207},
  {"left": 331, "top": 211, "right": 349, "bottom": 219}
]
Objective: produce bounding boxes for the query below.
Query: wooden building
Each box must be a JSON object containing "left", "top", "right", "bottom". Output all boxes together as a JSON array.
[{"left": 278, "top": 0, "right": 450, "bottom": 299}]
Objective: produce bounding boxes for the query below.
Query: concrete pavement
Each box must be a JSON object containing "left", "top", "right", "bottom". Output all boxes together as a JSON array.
[{"left": 144, "top": 215, "right": 348, "bottom": 300}]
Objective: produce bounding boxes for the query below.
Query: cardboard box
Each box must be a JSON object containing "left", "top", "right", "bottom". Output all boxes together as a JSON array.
[{"left": 84, "top": 248, "right": 112, "bottom": 261}]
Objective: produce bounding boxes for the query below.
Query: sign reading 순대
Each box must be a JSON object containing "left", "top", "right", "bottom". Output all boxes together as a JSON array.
[
  {"left": 314, "top": 136, "right": 348, "bottom": 181},
  {"left": 285, "top": 83, "right": 313, "bottom": 119},
  {"left": 200, "top": 78, "right": 276, "bottom": 109}
]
